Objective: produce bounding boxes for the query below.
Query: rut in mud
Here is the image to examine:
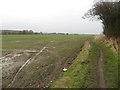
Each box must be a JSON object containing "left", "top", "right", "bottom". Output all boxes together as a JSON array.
[
  {"left": 7, "top": 47, "right": 47, "bottom": 87},
  {"left": 98, "top": 48, "right": 106, "bottom": 88}
]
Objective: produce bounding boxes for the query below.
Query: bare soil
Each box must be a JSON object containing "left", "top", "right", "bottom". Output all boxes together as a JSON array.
[
  {"left": 1, "top": 49, "right": 38, "bottom": 87},
  {"left": 98, "top": 48, "right": 106, "bottom": 88},
  {"left": 2, "top": 44, "right": 84, "bottom": 88}
]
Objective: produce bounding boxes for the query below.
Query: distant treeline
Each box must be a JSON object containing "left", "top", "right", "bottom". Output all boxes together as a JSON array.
[
  {"left": 1, "top": 30, "right": 34, "bottom": 35},
  {"left": 0, "top": 30, "right": 69, "bottom": 35}
]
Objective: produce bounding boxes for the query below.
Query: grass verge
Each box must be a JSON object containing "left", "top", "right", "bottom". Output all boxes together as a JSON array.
[
  {"left": 50, "top": 41, "right": 91, "bottom": 88},
  {"left": 83, "top": 43, "right": 99, "bottom": 88}
]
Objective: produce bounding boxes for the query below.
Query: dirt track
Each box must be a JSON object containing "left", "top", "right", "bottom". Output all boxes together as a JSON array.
[{"left": 98, "top": 48, "right": 106, "bottom": 88}]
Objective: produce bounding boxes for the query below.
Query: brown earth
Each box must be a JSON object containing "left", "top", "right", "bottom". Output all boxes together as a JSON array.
[
  {"left": 2, "top": 41, "right": 85, "bottom": 88},
  {"left": 98, "top": 48, "right": 106, "bottom": 88}
]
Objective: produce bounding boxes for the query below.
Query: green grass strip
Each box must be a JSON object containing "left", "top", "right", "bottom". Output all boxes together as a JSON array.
[{"left": 50, "top": 41, "right": 91, "bottom": 88}]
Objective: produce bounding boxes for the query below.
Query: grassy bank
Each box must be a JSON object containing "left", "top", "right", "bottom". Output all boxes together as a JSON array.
[
  {"left": 50, "top": 41, "right": 91, "bottom": 88},
  {"left": 83, "top": 43, "right": 100, "bottom": 88}
]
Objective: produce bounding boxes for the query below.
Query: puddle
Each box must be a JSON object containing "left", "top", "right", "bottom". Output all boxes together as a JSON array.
[
  {"left": 13, "top": 54, "right": 22, "bottom": 57},
  {"left": 25, "top": 50, "right": 37, "bottom": 53}
]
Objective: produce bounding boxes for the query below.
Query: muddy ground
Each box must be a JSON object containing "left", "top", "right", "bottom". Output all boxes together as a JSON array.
[
  {"left": 1, "top": 43, "right": 84, "bottom": 88},
  {"left": 2, "top": 49, "right": 38, "bottom": 87}
]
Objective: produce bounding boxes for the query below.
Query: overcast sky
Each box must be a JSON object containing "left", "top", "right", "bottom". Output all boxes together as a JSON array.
[{"left": 0, "top": 0, "right": 103, "bottom": 34}]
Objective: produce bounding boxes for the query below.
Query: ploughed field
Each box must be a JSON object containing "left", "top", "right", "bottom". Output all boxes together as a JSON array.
[{"left": 2, "top": 34, "right": 93, "bottom": 88}]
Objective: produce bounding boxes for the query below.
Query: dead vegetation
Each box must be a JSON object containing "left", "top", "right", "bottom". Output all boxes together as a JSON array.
[{"left": 94, "top": 35, "right": 119, "bottom": 54}]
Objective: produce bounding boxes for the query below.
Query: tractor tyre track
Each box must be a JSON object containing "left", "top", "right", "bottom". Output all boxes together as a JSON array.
[
  {"left": 7, "top": 46, "right": 47, "bottom": 87},
  {"left": 98, "top": 47, "right": 106, "bottom": 88}
]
